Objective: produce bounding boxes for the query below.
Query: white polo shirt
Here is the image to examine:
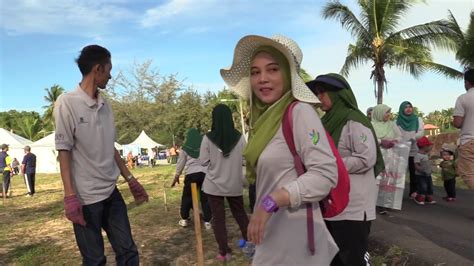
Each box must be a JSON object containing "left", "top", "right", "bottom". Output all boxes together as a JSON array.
[
  {"left": 454, "top": 87, "right": 474, "bottom": 145},
  {"left": 54, "top": 85, "right": 120, "bottom": 205}
]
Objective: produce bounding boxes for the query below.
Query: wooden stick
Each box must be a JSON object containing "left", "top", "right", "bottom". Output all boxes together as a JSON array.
[
  {"left": 191, "top": 183, "right": 204, "bottom": 266},
  {"left": 8, "top": 175, "right": 12, "bottom": 197},
  {"left": 2, "top": 180, "right": 5, "bottom": 205},
  {"left": 163, "top": 182, "right": 168, "bottom": 212}
]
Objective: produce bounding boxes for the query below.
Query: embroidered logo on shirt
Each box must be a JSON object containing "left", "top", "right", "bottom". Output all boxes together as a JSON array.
[
  {"left": 360, "top": 134, "right": 368, "bottom": 143},
  {"left": 79, "top": 117, "right": 88, "bottom": 124},
  {"left": 55, "top": 133, "right": 64, "bottom": 141},
  {"left": 309, "top": 129, "right": 320, "bottom": 145}
]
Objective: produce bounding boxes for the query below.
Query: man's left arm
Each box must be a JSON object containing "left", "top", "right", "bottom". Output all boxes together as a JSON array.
[
  {"left": 453, "top": 96, "right": 465, "bottom": 129},
  {"left": 114, "top": 149, "right": 133, "bottom": 180},
  {"left": 114, "top": 149, "right": 149, "bottom": 204},
  {"left": 453, "top": 116, "right": 464, "bottom": 129}
]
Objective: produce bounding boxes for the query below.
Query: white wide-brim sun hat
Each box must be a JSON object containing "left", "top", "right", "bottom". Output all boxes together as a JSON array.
[{"left": 220, "top": 34, "right": 320, "bottom": 104}]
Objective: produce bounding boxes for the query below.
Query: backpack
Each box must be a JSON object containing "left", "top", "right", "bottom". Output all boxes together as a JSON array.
[{"left": 282, "top": 101, "right": 350, "bottom": 254}]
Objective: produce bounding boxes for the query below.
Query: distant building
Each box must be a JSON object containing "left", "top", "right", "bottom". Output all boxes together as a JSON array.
[{"left": 424, "top": 124, "right": 440, "bottom": 136}]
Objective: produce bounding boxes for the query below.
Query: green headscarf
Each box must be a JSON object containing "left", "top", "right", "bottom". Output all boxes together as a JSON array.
[
  {"left": 182, "top": 128, "right": 203, "bottom": 159},
  {"left": 319, "top": 73, "right": 385, "bottom": 177},
  {"left": 207, "top": 104, "right": 242, "bottom": 157},
  {"left": 371, "top": 104, "right": 396, "bottom": 139},
  {"left": 396, "top": 101, "right": 419, "bottom": 131},
  {"left": 243, "top": 46, "right": 295, "bottom": 184}
]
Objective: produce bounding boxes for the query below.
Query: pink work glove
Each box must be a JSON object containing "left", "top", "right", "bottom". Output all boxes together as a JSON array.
[
  {"left": 128, "top": 178, "right": 149, "bottom": 205},
  {"left": 64, "top": 195, "right": 86, "bottom": 226}
]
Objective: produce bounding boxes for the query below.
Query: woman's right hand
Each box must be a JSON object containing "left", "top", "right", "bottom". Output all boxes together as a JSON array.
[
  {"left": 380, "top": 139, "right": 395, "bottom": 149},
  {"left": 171, "top": 175, "right": 180, "bottom": 187}
]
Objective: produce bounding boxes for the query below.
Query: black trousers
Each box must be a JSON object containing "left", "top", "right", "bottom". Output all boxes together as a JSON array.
[
  {"left": 73, "top": 188, "right": 138, "bottom": 265},
  {"left": 326, "top": 219, "right": 372, "bottom": 266},
  {"left": 24, "top": 173, "right": 35, "bottom": 195},
  {"left": 444, "top": 178, "right": 456, "bottom": 198},
  {"left": 408, "top": 156, "right": 418, "bottom": 195},
  {"left": 248, "top": 183, "right": 256, "bottom": 213},
  {"left": 180, "top": 172, "right": 212, "bottom": 222},
  {"left": 2, "top": 170, "right": 11, "bottom": 195},
  {"left": 207, "top": 195, "right": 249, "bottom": 256}
]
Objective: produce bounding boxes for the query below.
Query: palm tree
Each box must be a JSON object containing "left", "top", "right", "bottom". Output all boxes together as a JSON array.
[
  {"left": 446, "top": 10, "right": 474, "bottom": 71},
  {"left": 16, "top": 116, "right": 43, "bottom": 141},
  {"left": 322, "top": 0, "right": 461, "bottom": 104},
  {"left": 43, "top": 84, "right": 65, "bottom": 128}
]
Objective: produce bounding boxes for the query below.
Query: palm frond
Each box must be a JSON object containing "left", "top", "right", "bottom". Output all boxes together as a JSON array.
[
  {"left": 322, "top": 2, "right": 371, "bottom": 42},
  {"left": 388, "top": 20, "right": 458, "bottom": 51},
  {"left": 457, "top": 11, "right": 474, "bottom": 67},
  {"left": 373, "top": 0, "right": 417, "bottom": 37},
  {"left": 410, "top": 61, "right": 463, "bottom": 79},
  {"left": 446, "top": 9, "right": 464, "bottom": 38},
  {"left": 340, "top": 43, "right": 372, "bottom": 76}
]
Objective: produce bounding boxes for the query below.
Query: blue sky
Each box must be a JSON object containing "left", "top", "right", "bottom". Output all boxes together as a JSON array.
[{"left": 0, "top": 0, "right": 473, "bottom": 115}]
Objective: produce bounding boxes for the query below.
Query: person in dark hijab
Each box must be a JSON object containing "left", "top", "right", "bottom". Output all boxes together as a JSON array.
[
  {"left": 307, "top": 73, "right": 384, "bottom": 266},
  {"left": 172, "top": 128, "right": 212, "bottom": 230},
  {"left": 199, "top": 104, "right": 248, "bottom": 262}
]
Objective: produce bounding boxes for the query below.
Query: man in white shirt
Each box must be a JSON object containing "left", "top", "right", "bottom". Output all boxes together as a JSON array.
[
  {"left": 453, "top": 68, "right": 474, "bottom": 189},
  {"left": 55, "top": 45, "right": 148, "bottom": 264}
]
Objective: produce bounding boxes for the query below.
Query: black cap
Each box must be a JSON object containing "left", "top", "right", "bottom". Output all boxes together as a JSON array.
[{"left": 306, "top": 74, "right": 347, "bottom": 93}]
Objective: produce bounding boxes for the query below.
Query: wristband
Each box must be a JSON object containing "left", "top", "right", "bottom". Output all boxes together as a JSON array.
[{"left": 261, "top": 195, "right": 279, "bottom": 213}]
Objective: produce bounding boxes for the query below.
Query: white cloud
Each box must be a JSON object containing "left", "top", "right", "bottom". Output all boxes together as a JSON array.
[
  {"left": 141, "top": 0, "right": 194, "bottom": 27},
  {"left": 0, "top": 0, "right": 133, "bottom": 36}
]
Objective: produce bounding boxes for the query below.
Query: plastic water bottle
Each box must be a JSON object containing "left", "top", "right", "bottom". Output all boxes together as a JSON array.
[{"left": 238, "top": 239, "right": 255, "bottom": 258}]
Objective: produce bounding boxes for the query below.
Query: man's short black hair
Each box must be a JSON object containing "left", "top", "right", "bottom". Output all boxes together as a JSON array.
[
  {"left": 75, "top": 45, "right": 111, "bottom": 76},
  {"left": 465, "top": 68, "right": 474, "bottom": 85}
]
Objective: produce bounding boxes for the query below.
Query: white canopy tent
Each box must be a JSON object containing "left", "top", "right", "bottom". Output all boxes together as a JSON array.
[
  {"left": 31, "top": 132, "right": 59, "bottom": 173},
  {"left": 0, "top": 128, "right": 33, "bottom": 164},
  {"left": 125, "top": 130, "right": 163, "bottom": 155},
  {"left": 29, "top": 132, "right": 124, "bottom": 173}
]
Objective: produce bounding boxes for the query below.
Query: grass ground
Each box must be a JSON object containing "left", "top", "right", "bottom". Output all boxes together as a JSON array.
[{"left": 1, "top": 165, "right": 455, "bottom": 265}]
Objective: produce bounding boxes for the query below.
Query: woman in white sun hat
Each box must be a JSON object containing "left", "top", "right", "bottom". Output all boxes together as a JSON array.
[{"left": 221, "top": 34, "right": 339, "bottom": 265}]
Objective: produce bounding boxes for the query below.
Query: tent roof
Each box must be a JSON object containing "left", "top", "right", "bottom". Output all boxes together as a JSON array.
[
  {"left": 424, "top": 124, "right": 439, "bottom": 130},
  {"left": 32, "top": 132, "right": 55, "bottom": 147},
  {"left": 32, "top": 131, "right": 123, "bottom": 150},
  {"left": 128, "top": 130, "right": 163, "bottom": 148},
  {"left": 0, "top": 128, "right": 33, "bottom": 147}
]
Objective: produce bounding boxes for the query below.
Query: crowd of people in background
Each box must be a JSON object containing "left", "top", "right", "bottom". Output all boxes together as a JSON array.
[
  {"left": 1, "top": 39, "right": 472, "bottom": 265},
  {"left": 1, "top": 144, "right": 37, "bottom": 198}
]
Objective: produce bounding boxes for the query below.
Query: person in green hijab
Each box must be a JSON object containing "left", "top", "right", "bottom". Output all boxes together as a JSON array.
[
  {"left": 221, "top": 34, "right": 339, "bottom": 264},
  {"left": 371, "top": 104, "right": 403, "bottom": 215},
  {"left": 372, "top": 104, "right": 402, "bottom": 148},
  {"left": 396, "top": 101, "right": 424, "bottom": 199},
  {"left": 306, "top": 73, "right": 384, "bottom": 266},
  {"left": 199, "top": 104, "right": 248, "bottom": 262},
  {"left": 172, "top": 128, "right": 212, "bottom": 230}
]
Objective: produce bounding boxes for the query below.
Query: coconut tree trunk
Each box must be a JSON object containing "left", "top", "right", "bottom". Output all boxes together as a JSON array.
[{"left": 376, "top": 78, "right": 384, "bottom": 104}]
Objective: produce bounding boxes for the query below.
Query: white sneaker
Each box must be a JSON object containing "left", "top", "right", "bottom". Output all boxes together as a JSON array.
[
  {"left": 178, "top": 219, "right": 189, "bottom": 227},
  {"left": 204, "top": 222, "right": 212, "bottom": 230}
]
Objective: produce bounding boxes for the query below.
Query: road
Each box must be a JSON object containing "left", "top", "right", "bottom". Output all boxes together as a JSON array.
[{"left": 371, "top": 186, "right": 474, "bottom": 265}]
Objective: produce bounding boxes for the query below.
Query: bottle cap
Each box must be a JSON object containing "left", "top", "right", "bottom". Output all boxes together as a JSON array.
[{"left": 238, "top": 239, "right": 246, "bottom": 248}]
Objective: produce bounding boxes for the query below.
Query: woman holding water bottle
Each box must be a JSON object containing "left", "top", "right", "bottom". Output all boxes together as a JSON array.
[{"left": 220, "top": 34, "right": 339, "bottom": 265}]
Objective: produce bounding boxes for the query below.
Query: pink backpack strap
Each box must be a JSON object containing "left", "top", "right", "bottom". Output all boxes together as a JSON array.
[{"left": 282, "top": 101, "right": 315, "bottom": 256}]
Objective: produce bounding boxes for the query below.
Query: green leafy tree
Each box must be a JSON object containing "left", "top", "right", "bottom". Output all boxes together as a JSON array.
[
  {"left": 425, "top": 108, "right": 454, "bottom": 131},
  {"left": 107, "top": 60, "right": 183, "bottom": 146},
  {"left": 43, "top": 84, "right": 65, "bottom": 130},
  {"left": 446, "top": 10, "right": 474, "bottom": 71},
  {"left": 16, "top": 116, "right": 43, "bottom": 141},
  {"left": 322, "top": 0, "right": 460, "bottom": 104}
]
